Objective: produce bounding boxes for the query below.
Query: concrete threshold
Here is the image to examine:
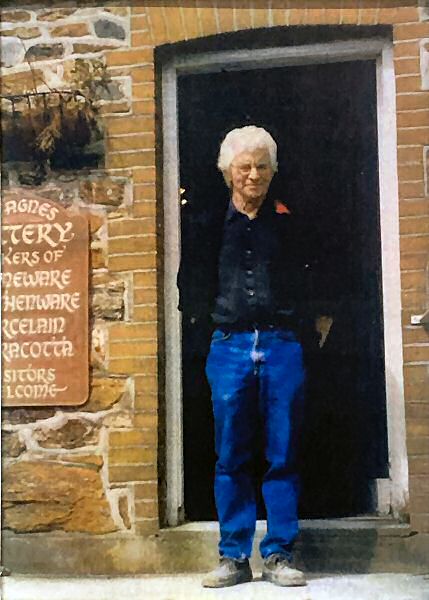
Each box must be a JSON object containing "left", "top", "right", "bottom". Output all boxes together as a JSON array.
[{"left": 2, "top": 573, "right": 429, "bottom": 600}]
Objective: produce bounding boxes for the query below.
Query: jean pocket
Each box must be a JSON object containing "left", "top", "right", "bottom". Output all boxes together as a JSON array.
[{"left": 211, "top": 329, "right": 232, "bottom": 343}]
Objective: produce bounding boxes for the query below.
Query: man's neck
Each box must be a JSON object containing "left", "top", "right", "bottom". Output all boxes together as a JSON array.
[{"left": 231, "top": 192, "right": 266, "bottom": 220}]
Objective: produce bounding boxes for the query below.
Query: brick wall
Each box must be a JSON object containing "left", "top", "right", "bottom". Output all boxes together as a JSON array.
[{"left": 1, "top": 0, "right": 429, "bottom": 565}]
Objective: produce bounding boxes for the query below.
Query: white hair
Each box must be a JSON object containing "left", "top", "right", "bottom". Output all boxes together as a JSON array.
[{"left": 217, "top": 125, "right": 278, "bottom": 185}]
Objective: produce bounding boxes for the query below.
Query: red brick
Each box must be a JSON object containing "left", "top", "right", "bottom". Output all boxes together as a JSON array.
[
  {"left": 106, "top": 49, "right": 153, "bottom": 67},
  {"left": 134, "top": 412, "right": 158, "bottom": 428},
  {"left": 164, "top": 6, "right": 185, "bottom": 41},
  {"left": 110, "top": 340, "right": 157, "bottom": 358},
  {"left": 405, "top": 380, "right": 429, "bottom": 402},
  {"left": 397, "top": 146, "right": 425, "bottom": 165},
  {"left": 135, "top": 288, "right": 158, "bottom": 305},
  {"left": 398, "top": 164, "right": 425, "bottom": 181},
  {"left": 181, "top": 5, "right": 201, "bottom": 39},
  {"left": 403, "top": 345, "right": 429, "bottom": 362},
  {"left": 134, "top": 305, "right": 158, "bottom": 321},
  {"left": 397, "top": 111, "right": 429, "bottom": 128},
  {"left": 235, "top": 6, "right": 252, "bottom": 29},
  {"left": 134, "top": 271, "right": 157, "bottom": 287},
  {"left": 400, "top": 253, "right": 429, "bottom": 270},
  {"left": 133, "top": 99, "right": 155, "bottom": 115},
  {"left": 109, "top": 235, "right": 156, "bottom": 255},
  {"left": 110, "top": 430, "right": 148, "bottom": 447},
  {"left": 399, "top": 181, "right": 425, "bottom": 199},
  {"left": 393, "top": 40, "right": 420, "bottom": 58},
  {"left": 394, "top": 22, "right": 429, "bottom": 41},
  {"left": 394, "top": 58, "right": 421, "bottom": 77},
  {"left": 110, "top": 322, "right": 158, "bottom": 341},
  {"left": 135, "top": 500, "right": 158, "bottom": 518},
  {"left": 400, "top": 235, "right": 429, "bottom": 253},
  {"left": 217, "top": 6, "right": 235, "bottom": 31},
  {"left": 401, "top": 289, "right": 427, "bottom": 310},
  {"left": 401, "top": 270, "right": 427, "bottom": 290},
  {"left": 399, "top": 200, "right": 429, "bottom": 217},
  {"left": 132, "top": 167, "right": 156, "bottom": 183},
  {"left": 109, "top": 218, "right": 156, "bottom": 237},
  {"left": 109, "top": 253, "right": 157, "bottom": 272},
  {"left": 135, "top": 375, "right": 158, "bottom": 393},
  {"left": 133, "top": 202, "right": 157, "bottom": 218},
  {"left": 134, "top": 185, "right": 156, "bottom": 201},
  {"left": 109, "top": 356, "right": 157, "bottom": 375},
  {"left": 108, "top": 134, "right": 155, "bottom": 153},
  {"left": 106, "top": 116, "right": 154, "bottom": 136},
  {"left": 400, "top": 216, "right": 429, "bottom": 235},
  {"left": 395, "top": 76, "right": 423, "bottom": 94},
  {"left": 379, "top": 7, "right": 419, "bottom": 24},
  {"left": 397, "top": 94, "right": 429, "bottom": 111},
  {"left": 407, "top": 437, "right": 429, "bottom": 455},
  {"left": 196, "top": 6, "right": 218, "bottom": 36},
  {"left": 397, "top": 128, "right": 429, "bottom": 145},
  {"left": 135, "top": 394, "right": 158, "bottom": 411},
  {"left": 146, "top": 6, "right": 169, "bottom": 44},
  {"left": 131, "top": 66, "right": 154, "bottom": 83},
  {"left": 109, "top": 464, "right": 157, "bottom": 482},
  {"left": 109, "top": 446, "right": 156, "bottom": 465},
  {"left": 135, "top": 482, "right": 158, "bottom": 500},
  {"left": 407, "top": 419, "right": 429, "bottom": 437},
  {"left": 131, "top": 32, "right": 151, "bottom": 46}
]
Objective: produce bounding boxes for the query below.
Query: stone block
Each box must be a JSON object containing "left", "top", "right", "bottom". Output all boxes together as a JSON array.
[
  {"left": 92, "top": 276, "right": 125, "bottom": 320},
  {"left": 80, "top": 178, "right": 126, "bottom": 206},
  {"left": 33, "top": 418, "right": 100, "bottom": 449},
  {"left": 1, "top": 431, "right": 26, "bottom": 458},
  {"left": 1, "top": 37, "right": 25, "bottom": 68},
  {"left": 73, "top": 43, "right": 118, "bottom": 54},
  {"left": 3, "top": 460, "right": 117, "bottom": 533},
  {"left": 104, "top": 7, "right": 129, "bottom": 17},
  {"left": 91, "top": 245, "right": 108, "bottom": 269},
  {"left": 25, "top": 43, "right": 64, "bottom": 62},
  {"left": 37, "top": 9, "right": 77, "bottom": 21},
  {"left": 2, "top": 408, "right": 55, "bottom": 425},
  {"left": 94, "top": 19, "right": 126, "bottom": 41},
  {"left": 1, "top": 68, "right": 45, "bottom": 94},
  {"left": 2, "top": 11, "right": 32, "bottom": 22},
  {"left": 51, "top": 23, "right": 90, "bottom": 37},
  {"left": 83, "top": 377, "right": 127, "bottom": 412},
  {"left": 118, "top": 494, "right": 132, "bottom": 529},
  {"left": 1, "top": 27, "right": 41, "bottom": 39}
]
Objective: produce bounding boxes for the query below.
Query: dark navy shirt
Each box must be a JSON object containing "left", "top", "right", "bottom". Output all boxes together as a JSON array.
[{"left": 212, "top": 199, "right": 300, "bottom": 329}]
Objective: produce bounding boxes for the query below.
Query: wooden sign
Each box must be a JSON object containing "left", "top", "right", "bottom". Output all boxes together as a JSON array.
[{"left": 2, "top": 189, "right": 89, "bottom": 406}]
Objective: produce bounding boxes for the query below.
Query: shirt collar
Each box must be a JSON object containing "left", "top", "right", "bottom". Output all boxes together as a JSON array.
[{"left": 225, "top": 197, "right": 274, "bottom": 223}]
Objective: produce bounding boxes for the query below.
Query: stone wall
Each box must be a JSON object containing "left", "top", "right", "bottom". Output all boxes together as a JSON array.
[
  {"left": 1, "top": 4, "right": 159, "bottom": 541},
  {"left": 1, "top": 0, "right": 429, "bottom": 574}
]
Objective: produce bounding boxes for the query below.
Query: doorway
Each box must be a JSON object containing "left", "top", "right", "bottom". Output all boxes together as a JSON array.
[
  {"left": 178, "top": 59, "right": 388, "bottom": 520},
  {"left": 161, "top": 37, "right": 408, "bottom": 527}
]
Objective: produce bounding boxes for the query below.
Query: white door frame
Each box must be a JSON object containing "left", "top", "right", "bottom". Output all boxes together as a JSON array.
[{"left": 162, "top": 37, "right": 408, "bottom": 527}]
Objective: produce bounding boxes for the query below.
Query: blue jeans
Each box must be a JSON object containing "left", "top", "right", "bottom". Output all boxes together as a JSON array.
[{"left": 205, "top": 327, "right": 306, "bottom": 560}]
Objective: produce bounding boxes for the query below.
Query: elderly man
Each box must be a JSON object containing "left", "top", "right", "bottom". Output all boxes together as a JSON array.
[{"left": 178, "top": 125, "right": 322, "bottom": 588}]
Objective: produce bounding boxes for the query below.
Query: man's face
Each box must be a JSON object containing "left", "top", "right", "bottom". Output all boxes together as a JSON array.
[{"left": 229, "top": 147, "right": 274, "bottom": 203}]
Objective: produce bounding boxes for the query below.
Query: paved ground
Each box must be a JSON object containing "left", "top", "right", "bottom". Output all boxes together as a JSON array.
[{"left": 2, "top": 573, "right": 429, "bottom": 600}]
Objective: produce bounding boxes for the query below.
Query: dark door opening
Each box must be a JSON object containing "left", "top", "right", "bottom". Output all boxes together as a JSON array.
[{"left": 178, "top": 60, "right": 388, "bottom": 521}]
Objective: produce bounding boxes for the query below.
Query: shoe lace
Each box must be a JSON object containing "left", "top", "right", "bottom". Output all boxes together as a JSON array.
[{"left": 266, "top": 553, "right": 289, "bottom": 567}]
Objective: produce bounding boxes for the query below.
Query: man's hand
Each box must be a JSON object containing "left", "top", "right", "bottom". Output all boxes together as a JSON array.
[{"left": 315, "top": 316, "right": 334, "bottom": 348}]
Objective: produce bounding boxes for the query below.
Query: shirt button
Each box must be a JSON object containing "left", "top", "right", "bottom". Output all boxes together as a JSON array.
[
  {"left": 246, "top": 249, "right": 252, "bottom": 255},
  {"left": 246, "top": 270, "right": 253, "bottom": 275},
  {"left": 246, "top": 226, "right": 251, "bottom": 232},
  {"left": 247, "top": 289, "right": 255, "bottom": 296}
]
